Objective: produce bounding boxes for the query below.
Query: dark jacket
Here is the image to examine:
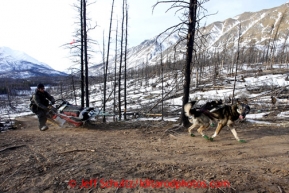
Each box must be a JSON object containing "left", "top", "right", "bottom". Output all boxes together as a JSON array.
[{"left": 33, "top": 89, "right": 55, "bottom": 111}]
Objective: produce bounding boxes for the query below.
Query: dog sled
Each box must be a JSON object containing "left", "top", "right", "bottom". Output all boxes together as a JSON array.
[{"left": 47, "top": 99, "right": 113, "bottom": 127}]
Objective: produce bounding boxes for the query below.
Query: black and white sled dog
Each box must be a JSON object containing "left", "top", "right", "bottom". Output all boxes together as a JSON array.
[{"left": 184, "top": 99, "right": 250, "bottom": 143}]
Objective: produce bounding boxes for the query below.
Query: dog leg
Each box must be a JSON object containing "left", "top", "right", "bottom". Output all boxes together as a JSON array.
[
  {"left": 211, "top": 122, "right": 224, "bottom": 139},
  {"left": 188, "top": 123, "right": 197, "bottom": 137},
  {"left": 197, "top": 125, "right": 206, "bottom": 136},
  {"left": 198, "top": 125, "right": 213, "bottom": 141},
  {"left": 230, "top": 128, "right": 245, "bottom": 143},
  {"left": 227, "top": 121, "right": 246, "bottom": 143}
]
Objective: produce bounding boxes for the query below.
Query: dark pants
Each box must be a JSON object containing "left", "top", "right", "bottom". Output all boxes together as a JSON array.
[{"left": 36, "top": 109, "right": 47, "bottom": 129}]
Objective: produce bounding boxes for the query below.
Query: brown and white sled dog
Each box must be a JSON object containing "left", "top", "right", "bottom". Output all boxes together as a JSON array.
[{"left": 184, "top": 100, "right": 250, "bottom": 143}]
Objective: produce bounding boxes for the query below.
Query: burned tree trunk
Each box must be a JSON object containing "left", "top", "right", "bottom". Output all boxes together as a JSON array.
[{"left": 182, "top": 0, "right": 198, "bottom": 127}]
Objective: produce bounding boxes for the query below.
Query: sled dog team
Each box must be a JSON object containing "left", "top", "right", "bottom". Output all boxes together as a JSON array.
[{"left": 184, "top": 99, "right": 250, "bottom": 143}]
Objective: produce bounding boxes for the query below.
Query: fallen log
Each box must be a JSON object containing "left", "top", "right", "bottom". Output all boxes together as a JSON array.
[
  {"left": 144, "top": 113, "right": 162, "bottom": 117},
  {"left": 0, "top": 144, "right": 26, "bottom": 153}
]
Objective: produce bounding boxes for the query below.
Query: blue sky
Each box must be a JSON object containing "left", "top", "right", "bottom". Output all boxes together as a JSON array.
[{"left": 0, "top": 0, "right": 288, "bottom": 72}]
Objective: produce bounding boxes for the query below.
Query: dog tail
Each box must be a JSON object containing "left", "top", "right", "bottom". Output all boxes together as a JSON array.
[{"left": 184, "top": 101, "right": 196, "bottom": 117}]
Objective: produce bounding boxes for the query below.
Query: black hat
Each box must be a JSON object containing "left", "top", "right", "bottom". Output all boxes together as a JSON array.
[{"left": 37, "top": 83, "right": 45, "bottom": 89}]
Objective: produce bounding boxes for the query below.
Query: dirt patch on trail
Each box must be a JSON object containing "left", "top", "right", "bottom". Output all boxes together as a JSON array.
[{"left": 0, "top": 115, "right": 289, "bottom": 193}]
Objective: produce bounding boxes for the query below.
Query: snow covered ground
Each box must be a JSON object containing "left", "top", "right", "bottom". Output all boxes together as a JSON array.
[{"left": 1, "top": 63, "right": 289, "bottom": 127}]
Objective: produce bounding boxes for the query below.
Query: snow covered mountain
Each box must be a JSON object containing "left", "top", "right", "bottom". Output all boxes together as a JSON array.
[
  {"left": 0, "top": 47, "right": 67, "bottom": 79},
  {"left": 1, "top": 3, "right": 289, "bottom": 79},
  {"left": 89, "top": 32, "right": 180, "bottom": 76},
  {"left": 198, "top": 3, "right": 289, "bottom": 52},
  {"left": 89, "top": 2, "right": 289, "bottom": 75}
]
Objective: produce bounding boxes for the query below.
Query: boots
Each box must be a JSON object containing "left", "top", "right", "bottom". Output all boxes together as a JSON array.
[{"left": 40, "top": 125, "right": 48, "bottom": 131}]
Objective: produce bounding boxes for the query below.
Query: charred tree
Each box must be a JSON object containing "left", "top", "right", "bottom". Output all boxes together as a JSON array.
[
  {"left": 118, "top": 0, "right": 126, "bottom": 120},
  {"left": 232, "top": 23, "right": 242, "bottom": 102},
  {"left": 124, "top": 0, "right": 128, "bottom": 120},
  {"left": 182, "top": 0, "right": 198, "bottom": 127},
  {"left": 82, "top": 0, "right": 89, "bottom": 107},
  {"left": 80, "top": 0, "right": 85, "bottom": 107},
  {"left": 103, "top": 0, "right": 115, "bottom": 122},
  {"left": 152, "top": 0, "right": 200, "bottom": 126},
  {"left": 113, "top": 21, "right": 118, "bottom": 121},
  {"left": 61, "top": 0, "right": 97, "bottom": 108}
]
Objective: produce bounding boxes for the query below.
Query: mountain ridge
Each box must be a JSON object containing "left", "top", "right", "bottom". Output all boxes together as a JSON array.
[
  {"left": 1, "top": 3, "right": 289, "bottom": 78},
  {"left": 0, "top": 47, "right": 67, "bottom": 79},
  {"left": 87, "top": 2, "right": 289, "bottom": 75}
]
